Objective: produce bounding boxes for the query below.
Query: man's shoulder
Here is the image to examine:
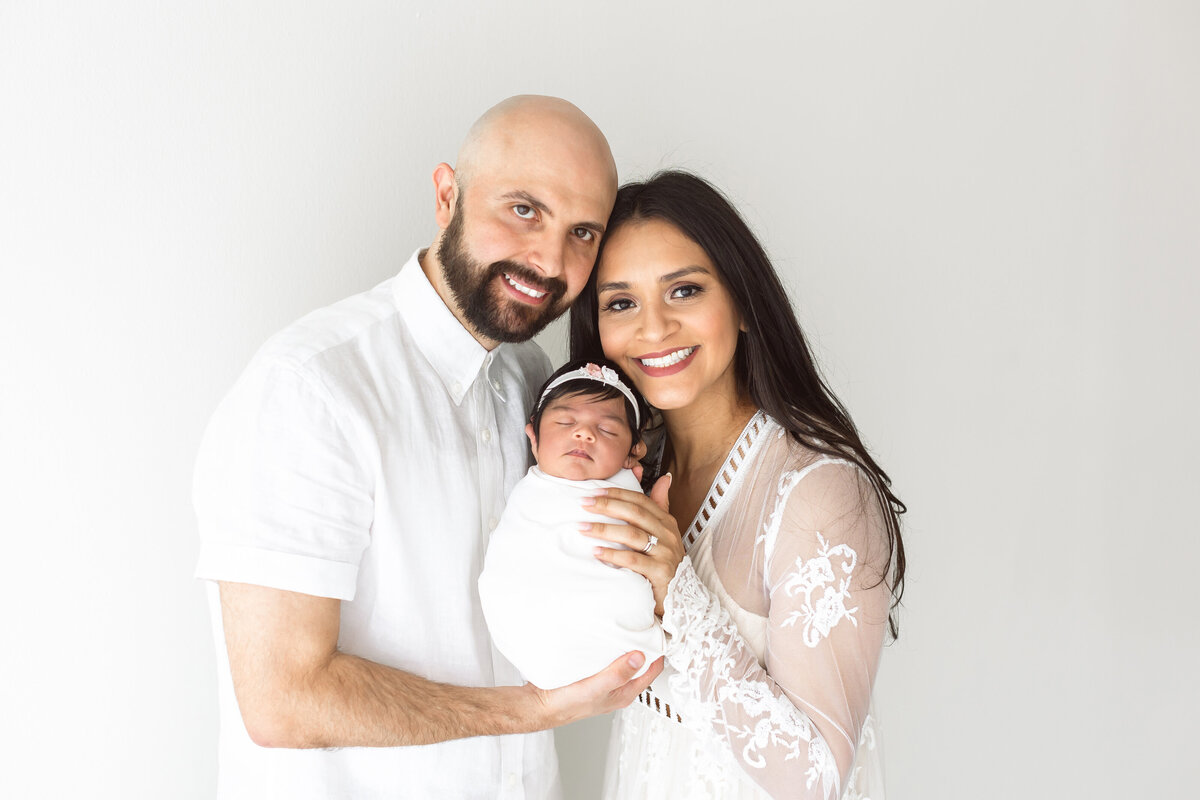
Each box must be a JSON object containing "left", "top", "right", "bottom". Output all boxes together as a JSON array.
[{"left": 249, "top": 275, "right": 406, "bottom": 379}]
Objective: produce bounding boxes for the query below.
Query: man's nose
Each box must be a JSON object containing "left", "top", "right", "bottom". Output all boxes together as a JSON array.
[{"left": 527, "top": 231, "right": 566, "bottom": 278}]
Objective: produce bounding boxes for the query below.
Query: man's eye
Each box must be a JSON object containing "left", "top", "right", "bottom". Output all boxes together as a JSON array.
[
  {"left": 513, "top": 205, "right": 536, "bottom": 219},
  {"left": 572, "top": 227, "right": 595, "bottom": 242}
]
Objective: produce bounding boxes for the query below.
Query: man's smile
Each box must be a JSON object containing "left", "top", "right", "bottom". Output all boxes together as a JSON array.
[{"left": 502, "top": 272, "right": 549, "bottom": 304}]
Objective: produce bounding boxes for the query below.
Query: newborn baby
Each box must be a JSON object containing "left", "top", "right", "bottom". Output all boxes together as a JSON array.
[{"left": 478, "top": 360, "right": 665, "bottom": 689}]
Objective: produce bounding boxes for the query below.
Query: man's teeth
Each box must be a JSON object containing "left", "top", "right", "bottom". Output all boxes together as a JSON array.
[
  {"left": 638, "top": 347, "right": 696, "bottom": 368},
  {"left": 504, "top": 274, "right": 546, "bottom": 298}
]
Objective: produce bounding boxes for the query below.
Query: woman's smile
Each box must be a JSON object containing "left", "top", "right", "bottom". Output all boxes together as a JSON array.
[{"left": 633, "top": 345, "right": 699, "bottom": 376}]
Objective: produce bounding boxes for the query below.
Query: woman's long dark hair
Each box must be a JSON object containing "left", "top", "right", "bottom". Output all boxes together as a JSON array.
[{"left": 569, "top": 170, "right": 907, "bottom": 639}]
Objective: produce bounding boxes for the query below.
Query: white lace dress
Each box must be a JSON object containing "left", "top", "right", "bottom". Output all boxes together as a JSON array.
[{"left": 602, "top": 413, "right": 890, "bottom": 800}]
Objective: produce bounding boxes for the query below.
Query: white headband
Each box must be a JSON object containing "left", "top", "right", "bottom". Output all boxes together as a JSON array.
[{"left": 537, "top": 363, "right": 641, "bottom": 427}]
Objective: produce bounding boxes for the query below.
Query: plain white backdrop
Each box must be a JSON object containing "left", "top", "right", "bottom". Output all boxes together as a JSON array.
[{"left": 2, "top": 1, "right": 1197, "bottom": 797}]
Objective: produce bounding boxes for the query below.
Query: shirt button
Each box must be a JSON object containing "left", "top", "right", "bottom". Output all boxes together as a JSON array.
[
  {"left": 504, "top": 772, "right": 519, "bottom": 789},
  {"left": 491, "top": 379, "right": 501, "bottom": 391},
  {"left": 481, "top": 429, "right": 492, "bottom": 443},
  {"left": 488, "top": 516, "right": 499, "bottom": 530},
  {"left": 451, "top": 381, "right": 463, "bottom": 395}
]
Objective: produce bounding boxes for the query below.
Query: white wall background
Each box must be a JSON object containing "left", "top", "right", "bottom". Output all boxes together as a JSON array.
[{"left": 3, "top": 1, "right": 1197, "bottom": 797}]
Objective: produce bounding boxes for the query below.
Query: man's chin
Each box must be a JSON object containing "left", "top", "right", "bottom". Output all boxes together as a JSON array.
[{"left": 471, "top": 288, "right": 563, "bottom": 342}]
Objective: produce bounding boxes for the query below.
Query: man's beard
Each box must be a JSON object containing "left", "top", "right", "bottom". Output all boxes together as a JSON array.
[{"left": 436, "top": 204, "right": 569, "bottom": 343}]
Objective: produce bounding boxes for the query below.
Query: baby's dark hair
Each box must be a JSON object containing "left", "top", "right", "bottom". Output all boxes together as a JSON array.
[{"left": 529, "top": 358, "right": 649, "bottom": 447}]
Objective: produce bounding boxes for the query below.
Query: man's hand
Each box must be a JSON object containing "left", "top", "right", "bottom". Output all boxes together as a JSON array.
[{"left": 526, "top": 651, "right": 665, "bottom": 729}]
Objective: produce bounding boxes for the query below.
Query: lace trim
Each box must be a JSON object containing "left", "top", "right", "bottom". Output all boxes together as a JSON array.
[
  {"left": 662, "top": 557, "right": 841, "bottom": 798},
  {"left": 634, "top": 684, "right": 682, "bottom": 723},
  {"left": 682, "top": 411, "right": 768, "bottom": 550}
]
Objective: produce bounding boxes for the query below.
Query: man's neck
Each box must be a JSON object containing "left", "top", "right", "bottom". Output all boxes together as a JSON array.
[{"left": 417, "top": 246, "right": 501, "bottom": 351}]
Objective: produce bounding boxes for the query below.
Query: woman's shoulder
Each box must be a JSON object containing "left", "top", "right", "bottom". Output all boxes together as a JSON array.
[
  {"left": 755, "top": 414, "right": 849, "bottom": 470},
  {"left": 753, "top": 414, "right": 872, "bottom": 511}
]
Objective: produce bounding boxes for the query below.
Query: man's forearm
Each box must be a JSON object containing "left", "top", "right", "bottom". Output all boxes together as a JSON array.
[
  {"left": 244, "top": 650, "right": 554, "bottom": 749},
  {"left": 220, "top": 580, "right": 648, "bottom": 749}
]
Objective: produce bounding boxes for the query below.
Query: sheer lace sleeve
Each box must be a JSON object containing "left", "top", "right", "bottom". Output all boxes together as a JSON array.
[{"left": 661, "top": 459, "right": 892, "bottom": 800}]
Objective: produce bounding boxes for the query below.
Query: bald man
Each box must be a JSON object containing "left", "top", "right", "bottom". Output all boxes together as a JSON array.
[{"left": 193, "top": 96, "right": 662, "bottom": 799}]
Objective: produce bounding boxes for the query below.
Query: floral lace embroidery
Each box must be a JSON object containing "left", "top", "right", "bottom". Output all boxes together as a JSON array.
[
  {"left": 663, "top": 557, "right": 841, "bottom": 799},
  {"left": 779, "top": 532, "right": 860, "bottom": 647}
]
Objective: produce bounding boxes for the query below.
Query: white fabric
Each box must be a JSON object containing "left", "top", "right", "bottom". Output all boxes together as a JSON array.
[
  {"left": 479, "top": 466, "right": 665, "bottom": 689},
  {"left": 193, "top": 250, "right": 559, "bottom": 800},
  {"left": 602, "top": 413, "right": 890, "bottom": 800}
]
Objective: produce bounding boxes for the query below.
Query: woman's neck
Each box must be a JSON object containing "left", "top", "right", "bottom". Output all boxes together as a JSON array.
[{"left": 662, "top": 388, "right": 757, "bottom": 477}]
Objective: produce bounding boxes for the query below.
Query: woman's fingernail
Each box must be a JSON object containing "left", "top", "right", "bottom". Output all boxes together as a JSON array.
[
  {"left": 581, "top": 496, "right": 596, "bottom": 507},
  {"left": 577, "top": 522, "right": 592, "bottom": 532},
  {"left": 628, "top": 652, "right": 645, "bottom": 669}
]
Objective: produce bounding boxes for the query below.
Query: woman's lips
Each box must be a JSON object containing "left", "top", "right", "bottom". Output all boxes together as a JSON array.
[{"left": 633, "top": 346, "right": 698, "bottom": 377}]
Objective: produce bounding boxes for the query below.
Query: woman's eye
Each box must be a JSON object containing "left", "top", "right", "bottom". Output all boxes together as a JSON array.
[
  {"left": 671, "top": 284, "right": 702, "bottom": 300},
  {"left": 572, "top": 227, "right": 595, "bottom": 242},
  {"left": 513, "top": 205, "right": 536, "bottom": 219},
  {"left": 601, "top": 298, "right": 634, "bottom": 313}
]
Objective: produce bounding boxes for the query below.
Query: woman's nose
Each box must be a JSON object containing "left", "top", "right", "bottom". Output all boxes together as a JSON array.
[{"left": 638, "top": 302, "right": 674, "bottom": 342}]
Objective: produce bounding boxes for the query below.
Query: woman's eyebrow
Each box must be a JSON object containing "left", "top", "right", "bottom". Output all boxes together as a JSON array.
[
  {"left": 659, "top": 265, "right": 710, "bottom": 282},
  {"left": 597, "top": 279, "right": 630, "bottom": 293},
  {"left": 597, "top": 265, "right": 710, "bottom": 294}
]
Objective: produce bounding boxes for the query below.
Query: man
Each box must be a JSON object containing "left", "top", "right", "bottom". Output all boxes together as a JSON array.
[{"left": 193, "top": 95, "right": 663, "bottom": 799}]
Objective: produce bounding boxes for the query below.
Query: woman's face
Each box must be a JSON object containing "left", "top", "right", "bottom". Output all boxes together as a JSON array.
[{"left": 595, "top": 218, "right": 744, "bottom": 414}]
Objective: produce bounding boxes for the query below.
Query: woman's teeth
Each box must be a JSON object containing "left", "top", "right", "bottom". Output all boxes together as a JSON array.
[
  {"left": 504, "top": 274, "right": 546, "bottom": 298},
  {"left": 638, "top": 347, "right": 696, "bottom": 368}
]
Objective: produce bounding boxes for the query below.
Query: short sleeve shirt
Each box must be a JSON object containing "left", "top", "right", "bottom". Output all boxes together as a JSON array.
[{"left": 193, "top": 250, "right": 557, "bottom": 799}]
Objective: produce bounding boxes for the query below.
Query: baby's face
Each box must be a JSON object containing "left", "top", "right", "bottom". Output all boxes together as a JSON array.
[{"left": 525, "top": 394, "right": 636, "bottom": 481}]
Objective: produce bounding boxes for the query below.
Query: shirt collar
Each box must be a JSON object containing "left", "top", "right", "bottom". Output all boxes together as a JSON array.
[{"left": 393, "top": 249, "right": 493, "bottom": 405}]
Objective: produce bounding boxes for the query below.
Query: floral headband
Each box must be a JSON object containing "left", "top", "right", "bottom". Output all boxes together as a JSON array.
[{"left": 537, "top": 363, "right": 641, "bottom": 427}]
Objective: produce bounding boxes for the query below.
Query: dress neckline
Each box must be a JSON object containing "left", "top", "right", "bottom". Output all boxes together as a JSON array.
[{"left": 681, "top": 410, "right": 769, "bottom": 552}]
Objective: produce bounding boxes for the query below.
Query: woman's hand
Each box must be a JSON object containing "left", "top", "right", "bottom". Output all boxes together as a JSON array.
[{"left": 580, "top": 475, "right": 683, "bottom": 616}]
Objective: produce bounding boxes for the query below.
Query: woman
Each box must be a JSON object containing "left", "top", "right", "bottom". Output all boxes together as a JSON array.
[{"left": 569, "top": 171, "right": 905, "bottom": 799}]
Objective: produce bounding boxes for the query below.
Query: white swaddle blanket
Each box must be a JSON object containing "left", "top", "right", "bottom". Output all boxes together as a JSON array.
[{"left": 479, "top": 466, "right": 665, "bottom": 689}]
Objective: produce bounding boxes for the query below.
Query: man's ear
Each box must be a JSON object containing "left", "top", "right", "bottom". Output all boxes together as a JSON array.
[
  {"left": 524, "top": 422, "right": 538, "bottom": 460},
  {"left": 433, "top": 163, "right": 458, "bottom": 229}
]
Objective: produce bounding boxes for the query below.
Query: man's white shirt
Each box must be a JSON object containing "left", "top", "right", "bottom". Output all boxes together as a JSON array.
[{"left": 194, "top": 250, "right": 557, "bottom": 799}]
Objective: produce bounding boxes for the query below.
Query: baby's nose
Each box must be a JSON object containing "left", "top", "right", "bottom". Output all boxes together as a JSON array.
[{"left": 574, "top": 426, "right": 595, "bottom": 441}]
